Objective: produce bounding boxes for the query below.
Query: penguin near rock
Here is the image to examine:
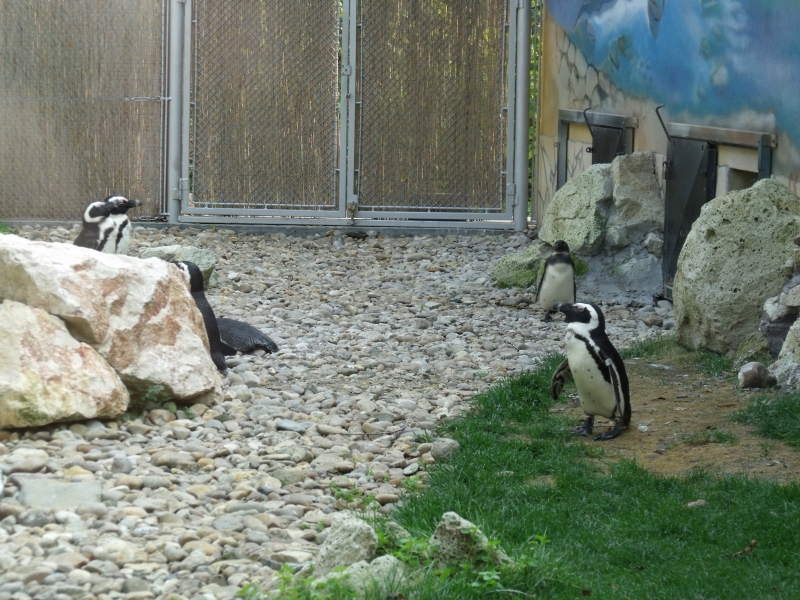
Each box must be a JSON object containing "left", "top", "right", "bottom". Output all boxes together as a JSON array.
[
  {"left": 73, "top": 195, "right": 142, "bottom": 255},
  {"left": 217, "top": 317, "right": 279, "bottom": 356},
  {"left": 550, "top": 302, "right": 631, "bottom": 441},
  {"left": 170, "top": 260, "right": 228, "bottom": 374},
  {"left": 535, "top": 240, "right": 576, "bottom": 322}
]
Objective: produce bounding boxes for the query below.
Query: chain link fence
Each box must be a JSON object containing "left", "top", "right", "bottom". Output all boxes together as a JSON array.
[
  {"left": 0, "top": 1, "right": 166, "bottom": 222},
  {"left": 189, "top": 0, "right": 341, "bottom": 210},
  {"left": 355, "top": 0, "right": 508, "bottom": 213}
]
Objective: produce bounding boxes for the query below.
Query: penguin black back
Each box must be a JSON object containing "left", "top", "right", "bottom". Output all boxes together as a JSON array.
[
  {"left": 217, "top": 317, "right": 279, "bottom": 355},
  {"left": 170, "top": 260, "right": 228, "bottom": 374}
]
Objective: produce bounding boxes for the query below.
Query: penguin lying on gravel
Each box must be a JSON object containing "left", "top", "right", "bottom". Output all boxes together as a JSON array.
[
  {"left": 217, "top": 317, "right": 279, "bottom": 355},
  {"left": 170, "top": 261, "right": 279, "bottom": 373},
  {"left": 170, "top": 261, "right": 228, "bottom": 374},
  {"left": 535, "top": 240, "right": 576, "bottom": 321},
  {"left": 550, "top": 302, "right": 631, "bottom": 441},
  {"left": 73, "top": 195, "right": 141, "bottom": 255}
]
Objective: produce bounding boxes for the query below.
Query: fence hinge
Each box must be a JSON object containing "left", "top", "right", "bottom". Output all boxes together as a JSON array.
[
  {"left": 342, "top": 65, "right": 352, "bottom": 77},
  {"left": 517, "top": 0, "right": 525, "bottom": 8},
  {"left": 506, "top": 184, "right": 518, "bottom": 207},
  {"left": 346, "top": 199, "right": 358, "bottom": 221}
]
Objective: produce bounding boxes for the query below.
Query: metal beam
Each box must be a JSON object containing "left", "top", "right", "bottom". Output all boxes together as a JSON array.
[
  {"left": 165, "top": 0, "right": 185, "bottom": 224},
  {"left": 513, "top": 0, "right": 531, "bottom": 232}
]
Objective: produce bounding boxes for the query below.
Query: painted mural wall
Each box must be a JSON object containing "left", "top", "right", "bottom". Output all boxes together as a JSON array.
[{"left": 536, "top": 0, "right": 800, "bottom": 215}]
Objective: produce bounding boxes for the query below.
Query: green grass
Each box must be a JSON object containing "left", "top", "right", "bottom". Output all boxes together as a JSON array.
[
  {"left": 680, "top": 429, "right": 739, "bottom": 446},
  {"left": 0, "top": 222, "right": 11, "bottom": 234},
  {"left": 384, "top": 353, "right": 800, "bottom": 599},
  {"left": 734, "top": 393, "right": 800, "bottom": 448},
  {"left": 620, "top": 333, "right": 733, "bottom": 377}
]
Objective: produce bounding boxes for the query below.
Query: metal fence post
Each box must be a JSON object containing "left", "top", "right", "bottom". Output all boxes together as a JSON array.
[
  {"left": 166, "top": 0, "right": 185, "bottom": 224},
  {"left": 513, "top": 0, "right": 531, "bottom": 232}
]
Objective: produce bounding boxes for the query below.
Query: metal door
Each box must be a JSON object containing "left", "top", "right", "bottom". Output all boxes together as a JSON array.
[
  {"left": 589, "top": 126, "right": 625, "bottom": 165},
  {"left": 663, "top": 138, "right": 717, "bottom": 295}
]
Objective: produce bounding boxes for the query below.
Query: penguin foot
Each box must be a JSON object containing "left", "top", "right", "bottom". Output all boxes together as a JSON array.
[
  {"left": 593, "top": 418, "right": 625, "bottom": 441},
  {"left": 573, "top": 416, "right": 594, "bottom": 436},
  {"left": 542, "top": 311, "right": 554, "bottom": 322}
]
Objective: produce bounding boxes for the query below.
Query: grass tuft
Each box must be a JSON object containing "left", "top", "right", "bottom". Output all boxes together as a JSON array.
[
  {"left": 621, "top": 333, "right": 733, "bottom": 376},
  {"left": 734, "top": 393, "right": 800, "bottom": 448}
]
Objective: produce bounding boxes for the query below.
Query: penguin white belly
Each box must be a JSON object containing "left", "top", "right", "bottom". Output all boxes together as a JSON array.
[
  {"left": 538, "top": 263, "right": 574, "bottom": 311},
  {"left": 565, "top": 332, "right": 617, "bottom": 419},
  {"left": 109, "top": 215, "right": 132, "bottom": 255}
]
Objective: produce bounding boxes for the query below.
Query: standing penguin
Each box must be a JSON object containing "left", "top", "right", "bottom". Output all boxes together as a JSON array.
[
  {"left": 536, "top": 240, "right": 576, "bottom": 321},
  {"left": 170, "top": 260, "right": 228, "bottom": 374},
  {"left": 550, "top": 302, "right": 631, "bottom": 441},
  {"left": 73, "top": 195, "right": 142, "bottom": 255}
]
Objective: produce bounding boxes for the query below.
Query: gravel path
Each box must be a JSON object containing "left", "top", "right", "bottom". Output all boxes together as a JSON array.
[{"left": 0, "top": 224, "right": 672, "bottom": 600}]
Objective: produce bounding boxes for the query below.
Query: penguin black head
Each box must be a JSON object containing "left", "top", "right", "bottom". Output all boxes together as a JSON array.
[
  {"left": 170, "top": 260, "right": 204, "bottom": 293},
  {"left": 104, "top": 195, "right": 142, "bottom": 215},
  {"left": 80, "top": 200, "right": 114, "bottom": 224},
  {"left": 552, "top": 240, "right": 570, "bottom": 254},
  {"left": 553, "top": 302, "right": 605, "bottom": 333}
]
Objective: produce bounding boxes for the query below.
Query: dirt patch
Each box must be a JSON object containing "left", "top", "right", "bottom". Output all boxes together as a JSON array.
[{"left": 552, "top": 357, "right": 800, "bottom": 484}]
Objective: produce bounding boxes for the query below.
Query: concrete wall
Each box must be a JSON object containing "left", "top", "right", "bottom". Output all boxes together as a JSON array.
[{"left": 535, "top": 0, "right": 800, "bottom": 219}]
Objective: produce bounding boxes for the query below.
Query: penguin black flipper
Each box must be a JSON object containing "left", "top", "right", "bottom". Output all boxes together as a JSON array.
[
  {"left": 549, "top": 358, "right": 573, "bottom": 400},
  {"left": 169, "top": 260, "right": 228, "bottom": 374},
  {"left": 217, "top": 317, "right": 279, "bottom": 355}
]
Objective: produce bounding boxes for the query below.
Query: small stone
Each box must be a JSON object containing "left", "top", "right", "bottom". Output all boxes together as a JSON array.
[
  {"left": 430, "top": 438, "right": 460, "bottom": 461},
  {"left": 738, "top": 362, "right": 777, "bottom": 389}
]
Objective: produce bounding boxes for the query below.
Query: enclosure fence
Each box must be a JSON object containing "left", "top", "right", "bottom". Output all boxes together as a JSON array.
[{"left": 1, "top": 0, "right": 536, "bottom": 230}]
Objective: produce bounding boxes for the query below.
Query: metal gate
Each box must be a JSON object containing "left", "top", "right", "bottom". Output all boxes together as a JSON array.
[
  {"left": 662, "top": 138, "right": 717, "bottom": 297},
  {"left": 174, "top": 0, "right": 531, "bottom": 229},
  {"left": 0, "top": 0, "right": 166, "bottom": 222}
]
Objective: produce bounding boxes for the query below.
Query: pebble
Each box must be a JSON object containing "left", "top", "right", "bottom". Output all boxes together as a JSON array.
[{"left": 2, "top": 224, "right": 674, "bottom": 599}]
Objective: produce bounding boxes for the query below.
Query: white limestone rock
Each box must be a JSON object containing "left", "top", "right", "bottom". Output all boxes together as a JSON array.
[
  {"left": 429, "top": 511, "right": 511, "bottom": 567},
  {"left": 606, "top": 152, "right": 664, "bottom": 249},
  {"left": 0, "top": 235, "right": 222, "bottom": 404},
  {"left": 675, "top": 180, "right": 800, "bottom": 353},
  {"left": 0, "top": 300, "right": 129, "bottom": 428},
  {"left": 313, "top": 512, "right": 378, "bottom": 578}
]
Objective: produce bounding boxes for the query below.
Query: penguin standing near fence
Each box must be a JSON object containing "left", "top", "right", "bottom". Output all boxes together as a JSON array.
[
  {"left": 550, "top": 302, "right": 631, "bottom": 441},
  {"left": 535, "top": 240, "right": 576, "bottom": 322},
  {"left": 73, "top": 195, "right": 141, "bottom": 255}
]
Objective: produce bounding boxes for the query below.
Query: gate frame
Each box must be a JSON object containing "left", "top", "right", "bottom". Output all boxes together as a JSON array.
[{"left": 166, "top": 0, "right": 532, "bottom": 230}]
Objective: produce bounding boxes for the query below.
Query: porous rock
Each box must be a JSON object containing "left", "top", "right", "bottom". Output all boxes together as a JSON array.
[
  {"left": 313, "top": 512, "right": 378, "bottom": 578},
  {"left": 0, "top": 235, "right": 222, "bottom": 404},
  {"left": 605, "top": 152, "right": 664, "bottom": 249},
  {"left": 312, "top": 555, "right": 404, "bottom": 598},
  {"left": 0, "top": 299, "right": 129, "bottom": 428},
  {"left": 429, "top": 511, "right": 511, "bottom": 567},
  {"left": 538, "top": 163, "right": 612, "bottom": 254},
  {"left": 489, "top": 241, "right": 549, "bottom": 289},
  {"left": 675, "top": 180, "right": 800, "bottom": 353}
]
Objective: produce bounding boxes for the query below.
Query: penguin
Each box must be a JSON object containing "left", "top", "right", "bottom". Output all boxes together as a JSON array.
[
  {"left": 550, "top": 302, "right": 631, "bottom": 441},
  {"left": 169, "top": 260, "right": 228, "bottom": 374},
  {"left": 73, "top": 195, "right": 142, "bottom": 255},
  {"left": 535, "top": 240, "right": 576, "bottom": 322},
  {"left": 217, "top": 317, "right": 279, "bottom": 356}
]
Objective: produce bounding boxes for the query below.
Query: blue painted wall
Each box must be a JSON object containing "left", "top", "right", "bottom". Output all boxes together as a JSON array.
[{"left": 546, "top": 0, "right": 800, "bottom": 148}]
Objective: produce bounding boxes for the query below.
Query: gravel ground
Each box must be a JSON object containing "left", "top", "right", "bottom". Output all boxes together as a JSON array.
[{"left": 0, "top": 224, "right": 673, "bottom": 600}]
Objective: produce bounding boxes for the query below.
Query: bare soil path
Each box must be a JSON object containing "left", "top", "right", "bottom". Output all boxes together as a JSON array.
[{"left": 552, "top": 358, "right": 800, "bottom": 484}]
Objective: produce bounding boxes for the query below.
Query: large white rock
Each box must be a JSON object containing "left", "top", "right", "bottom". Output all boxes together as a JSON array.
[
  {"left": 539, "top": 152, "right": 664, "bottom": 255},
  {"left": 314, "top": 512, "right": 378, "bottom": 578},
  {"left": 538, "top": 163, "right": 612, "bottom": 254},
  {"left": 0, "top": 235, "right": 222, "bottom": 404},
  {"left": 606, "top": 152, "right": 664, "bottom": 249},
  {"left": 674, "top": 180, "right": 800, "bottom": 353},
  {"left": 0, "top": 300, "right": 129, "bottom": 428}
]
